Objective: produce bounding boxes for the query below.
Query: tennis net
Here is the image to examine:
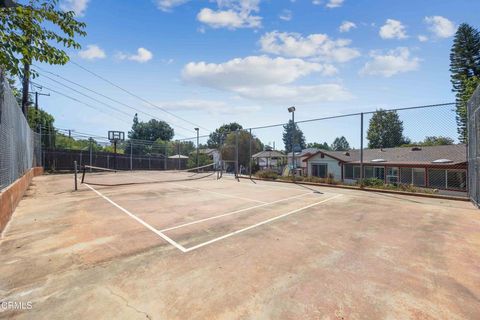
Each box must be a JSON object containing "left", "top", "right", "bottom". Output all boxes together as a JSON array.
[{"left": 80, "top": 163, "right": 219, "bottom": 187}]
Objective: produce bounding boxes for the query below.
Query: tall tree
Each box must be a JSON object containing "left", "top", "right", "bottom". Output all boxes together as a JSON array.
[
  {"left": 331, "top": 136, "right": 350, "bottom": 151},
  {"left": 421, "top": 136, "right": 455, "bottom": 146},
  {"left": 0, "top": 0, "right": 86, "bottom": 116},
  {"left": 367, "top": 110, "right": 410, "bottom": 148},
  {"left": 128, "top": 114, "right": 174, "bottom": 141},
  {"left": 306, "top": 142, "right": 331, "bottom": 150},
  {"left": 450, "top": 23, "right": 480, "bottom": 142},
  {"left": 221, "top": 131, "right": 263, "bottom": 168},
  {"left": 283, "top": 120, "right": 306, "bottom": 153},
  {"left": 207, "top": 122, "right": 243, "bottom": 148}
]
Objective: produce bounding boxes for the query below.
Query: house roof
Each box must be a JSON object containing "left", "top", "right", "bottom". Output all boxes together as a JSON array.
[
  {"left": 303, "top": 144, "right": 467, "bottom": 166},
  {"left": 252, "top": 150, "right": 286, "bottom": 159},
  {"left": 287, "top": 148, "right": 320, "bottom": 157}
]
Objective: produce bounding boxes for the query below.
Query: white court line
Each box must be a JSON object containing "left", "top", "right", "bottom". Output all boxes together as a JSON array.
[
  {"left": 85, "top": 184, "right": 187, "bottom": 253},
  {"left": 128, "top": 173, "right": 268, "bottom": 205},
  {"left": 159, "top": 192, "right": 313, "bottom": 232},
  {"left": 183, "top": 194, "right": 342, "bottom": 252}
]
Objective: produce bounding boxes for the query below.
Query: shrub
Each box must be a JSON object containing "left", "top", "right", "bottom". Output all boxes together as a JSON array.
[
  {"left": 360, "top": 178, "right": 384, "bottom": 187},
  {"left": 255, "top": 169, "right": 279, "bottom": 180}
]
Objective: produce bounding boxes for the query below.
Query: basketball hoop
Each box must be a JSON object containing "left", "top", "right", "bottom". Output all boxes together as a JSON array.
[
  {"left": 108, "top": 131, "right": 125, "bottom": 170},
  {"left": 108, "top": 131, "right": 125, "bottom": 143}
]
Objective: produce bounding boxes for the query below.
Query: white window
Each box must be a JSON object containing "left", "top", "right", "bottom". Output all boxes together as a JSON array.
[
  {"left": 386, "top": 167, "right": 399, "bottom": 184},
  {"left": 311, "top": 164, "right": 328, "bottom": 178}
]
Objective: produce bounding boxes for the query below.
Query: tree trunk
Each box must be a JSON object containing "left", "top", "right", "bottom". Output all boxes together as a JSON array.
[{"left": 21, "top": 61, "right": 31, "bottom": 118}]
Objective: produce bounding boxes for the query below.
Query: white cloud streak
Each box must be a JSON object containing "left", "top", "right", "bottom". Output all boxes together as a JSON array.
[
  {"left": 116, "top": 48, "right": 153, "bottom": 63},
  {"left": 361, "top": 47, "right": 420, "bottom": 77},
  {"left": 379, "top": 19, "right": 408, "bottom": 39},
  {"left": 259, "top": 31, "right": 360, "bottom": 63},
  {"left": 60, "top": 0, "right": 89, "bottom": 16},
  {"left": 78, "top": 45, "right": 106, "bottom": 60},
  {"left": 424, "top": 16, "right": 456, "bottom": 38}
]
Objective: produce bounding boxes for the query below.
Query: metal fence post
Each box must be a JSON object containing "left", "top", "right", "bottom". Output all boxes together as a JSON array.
[
  {"left": 74, "top": 160, "right": 78, "bottom": 191},
  {"left": 360, "top": 112, "right": 364, "bottom": 186},
  {"left": 130, "top": 141, "right": 133, "bottom": 171},
  {"left": 235, "top": 130, "right": 239, "bottom": 179},
  {"left": 89, "top": 138, "right": 93, "bottom": 171},
  {"left": 249, "top": 128, "right": 252, "bottom": 178}
]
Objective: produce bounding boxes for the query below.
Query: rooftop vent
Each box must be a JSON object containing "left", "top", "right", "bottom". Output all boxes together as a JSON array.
[
  {"left": 411, "top": 147, "right": 422, "bottom": 151},
  {"left": 343, "top": 152, "right": 350, "bottom": 156},
  {"left": 432, "top": 159, "right": 453, "bottom": 164},
  {"left": 371, "top": 159, "right": 386, "bottom": 163}
]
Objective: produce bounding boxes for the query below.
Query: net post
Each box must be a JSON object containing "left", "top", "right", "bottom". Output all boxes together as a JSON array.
[
  {"left": 360, "top": 112, "right": 364, "bottom": 187},
  {"left": 81, "top": 164, "right": 86, "bottom": 183},
  {"left": 74, "top": 161, "right": 78, "bottom": 191}
]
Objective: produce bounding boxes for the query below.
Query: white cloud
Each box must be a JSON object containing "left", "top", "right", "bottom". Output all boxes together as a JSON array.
[
  {"left": 360, "top": 47, "right": 420, "bottom": 77},
  {"left": 312, "top": 0, "right": 344, "bottom": 8},
  {"left": 161, "top": 99, "right": 261, "bottom": 115},
  {"left": 279, "top": 9, "right": 292, "bottom": 21},
  {"left": 197, "top": 0, "right": 262, "bottom": 29},
  {"left": 379, "top": 19, "right": 408, "bottom": 39},
  {"left": 259, "top": 31, "right": 360, "bottom": 63},
  {"left": 78, "top": 45, "right": 106, "bottom": 60},
  {"left": 182, "top": 55, "right": 350, "bottom": 103},
  {"left": 418, "top": 35, "right": 428, "bottom": 42},
  {"left": 326, "top": 0, "right": 344, "bottom": 8},
  {"left": 156, "top": 0, "right": 190, "bottom": 12},
  {"left": 424, "top": 16, "right": 456, "bottom": 38},
  {"left": 339, "top": 21, "right": 356, "bottom": 33},
  {"left": 116, "top": 48, "right": 153, "bottom": 63},
  {"left": 60, "top": 0, "right": 89, "bottom": 16}
]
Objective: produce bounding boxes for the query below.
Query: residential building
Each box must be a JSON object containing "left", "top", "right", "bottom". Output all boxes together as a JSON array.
[{"left": 302, "top": 145, "right": 467, "bottom": 193}]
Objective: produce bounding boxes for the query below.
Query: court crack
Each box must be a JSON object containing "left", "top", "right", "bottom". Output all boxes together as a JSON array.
[{"left": 107, "top": 287, "right": 152, "bottom": 319}]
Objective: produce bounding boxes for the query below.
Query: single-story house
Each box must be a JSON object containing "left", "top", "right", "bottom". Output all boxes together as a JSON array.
[
  {"left": 302, "top": 144, "right": 468, "bottom": 192},
  {"left": 252, "top": 150, "right": 287, "bottom": 170},
  {"left": 287, "top": 148, "right": 320, "bottom": 176},
  {"left": 199, "top": 148, "right": 220, "bottom": 165}
]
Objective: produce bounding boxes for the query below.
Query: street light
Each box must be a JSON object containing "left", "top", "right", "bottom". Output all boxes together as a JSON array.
[
  {"left": 194, "top": 128, "right": 199, "bottom": 171},
  {"left": 288, "top": 106, "right": 296, "bottom": 180}
]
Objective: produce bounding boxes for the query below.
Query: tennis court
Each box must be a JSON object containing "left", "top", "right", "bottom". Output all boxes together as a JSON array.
[{"left": 1, "top": 172, "right": 480, "bottom": 319}]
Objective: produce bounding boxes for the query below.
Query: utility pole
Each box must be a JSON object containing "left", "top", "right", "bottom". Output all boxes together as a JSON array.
[{"left": 33, "top": 91, "right": 50, "bottom": 110}]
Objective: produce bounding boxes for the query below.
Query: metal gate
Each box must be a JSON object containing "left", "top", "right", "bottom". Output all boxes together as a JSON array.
[{"left": 468, "top": 85, "right": 480, "bottom": 207}]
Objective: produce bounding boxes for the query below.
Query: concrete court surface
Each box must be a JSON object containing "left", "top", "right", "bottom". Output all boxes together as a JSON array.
[{"left": 1, "top": 172, "right": 480, "bottom": 319}]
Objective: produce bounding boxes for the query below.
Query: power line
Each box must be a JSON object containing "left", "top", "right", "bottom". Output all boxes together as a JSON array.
[
  {"left": 31, "top": 82, "right": 132, "bottom": 125},
  {"left": 69, "top": 61, "right": 211, "bottom": 132},
  {"left": 33, "top": 66, "right": 197, "bottom": 137}
]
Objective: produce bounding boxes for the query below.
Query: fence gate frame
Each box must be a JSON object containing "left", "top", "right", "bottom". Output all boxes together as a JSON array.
[{"left": 468, "top": 85, "right": 480, "bottom": 208}]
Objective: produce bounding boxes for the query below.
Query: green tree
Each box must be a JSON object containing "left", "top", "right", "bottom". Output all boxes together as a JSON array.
[
  {"left": 187, "top": 153, "right": 212, "bottom": 169},
  {"left": 421, "top": 136, "right": 455, "bottom": 146},
  {"left": 207, "top": 122, "right": 243, "bottom": 148},
  {"left": 367, "top": 110, "right": 410, "bottom": 148},
  {"left": 331, "top": 136, "right": 350, "bottom": 151},
  {"left": 128, "top": 114, "right": 174, "bottom": 141},
  {"left": 27, "top": 107, "right": 56, "bottom": 148},
  {"left": 221, "top": 131, "right": 263, "bottom": 168},
  {"left": 283, "top": 120, "right": 306, "bottom": 153},
  {"left": 0, "top": 0, "right": 86, "bottom": 115},
  {"left": 450, "top": 23, "right": 480, "bottom": 142},
  {"left": 306, "top": 142, "right": 331, "bottom": 150}
]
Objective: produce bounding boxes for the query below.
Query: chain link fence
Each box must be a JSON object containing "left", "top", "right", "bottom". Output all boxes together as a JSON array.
[
  {"left": 468, "top": 85, "right": 480, "bottom": 207},
  {"left": 0, "top": 69, "right": 42, "bottom": 191}
]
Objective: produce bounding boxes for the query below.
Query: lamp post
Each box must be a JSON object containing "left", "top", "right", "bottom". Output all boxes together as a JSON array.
[
  {"left": 288, "top": 106, "right": 296, "bottom": 180},
  {"left": 195, "top": 128, "right": 199, "bottom": 171}
]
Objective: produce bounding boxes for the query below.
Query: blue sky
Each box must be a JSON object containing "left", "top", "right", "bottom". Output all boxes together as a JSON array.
[{"left": 32, "top": 0, "right": 480, "bottom": 147}]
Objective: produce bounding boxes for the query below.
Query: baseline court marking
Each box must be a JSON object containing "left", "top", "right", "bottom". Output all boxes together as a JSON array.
[{"left": 183, "top": 194, "right": 342, "bottom": 252}]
